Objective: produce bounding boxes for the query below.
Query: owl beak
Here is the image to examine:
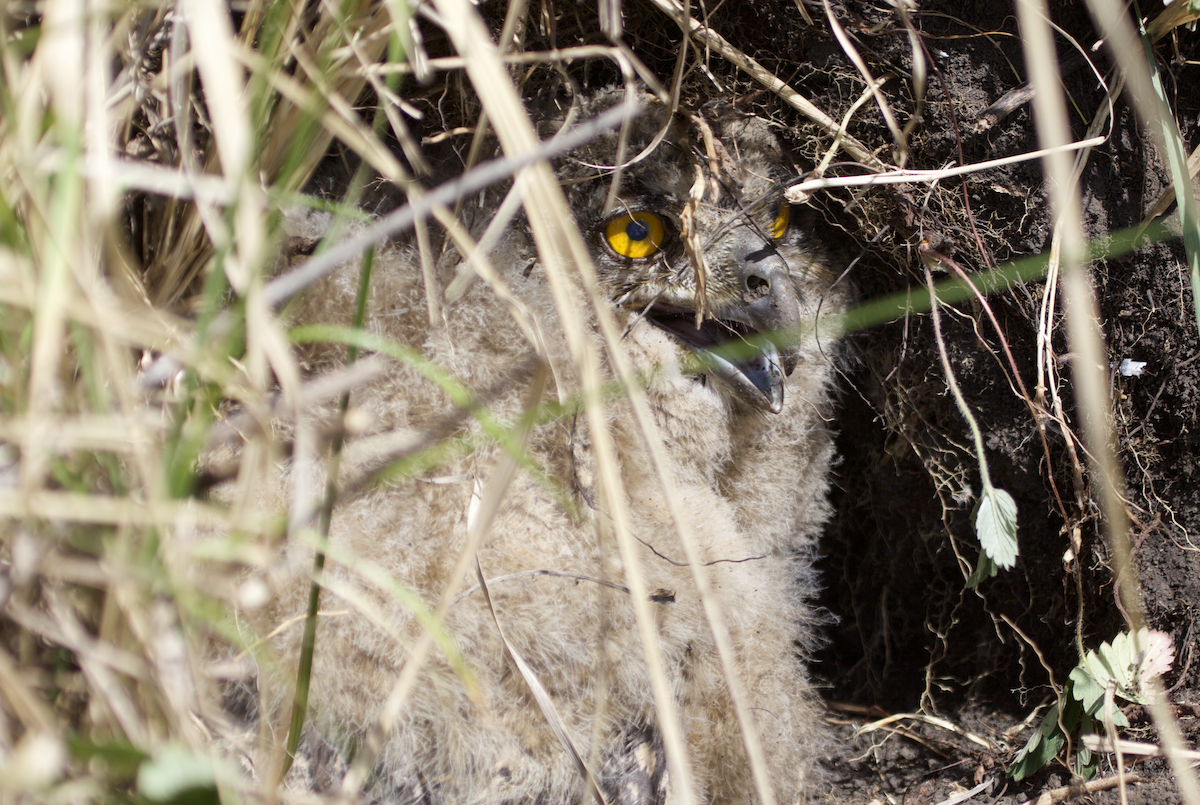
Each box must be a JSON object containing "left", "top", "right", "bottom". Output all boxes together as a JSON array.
[
  {"left": 644, "top": 270, "right": 802, "bottom": 414},
  {"left": 694, "top": 335, "right": 787, "bottom": 414},
  {"left": 647, "top": 310, "right": 789, "bottom": 412},
  {"left": 700, "top": 259, "right": 804, "bottom": 414},
  {"left": 640, "top": 243, "right": 804, "bottom": 413}
]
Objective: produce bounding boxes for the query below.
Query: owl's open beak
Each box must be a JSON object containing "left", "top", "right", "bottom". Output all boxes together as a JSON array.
[
  {"left": 646, "top": 257, "right": 804, "bottom": 414},
  {"left": 697, "top": 334, "right": 787, "bottom": 414},
  {"left": 646, "top": 306, "right": 800, "bottom": 415}
]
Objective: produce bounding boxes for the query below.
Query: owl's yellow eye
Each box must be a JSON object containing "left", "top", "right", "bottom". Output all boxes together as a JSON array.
[
  {"left": 604, "top": 212, "right": 666, "bottom": 259},
  {"left": 769, "top": 203, "right": 791, "bottom": 240}
]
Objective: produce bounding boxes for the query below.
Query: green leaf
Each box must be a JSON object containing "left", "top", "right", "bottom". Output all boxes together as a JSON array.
[
  {"left": 1075, "top": 727, "right": 1099, "bottom": 780},
  {"left": 966, "top": 550, "right": 999, "bottom": 587},
  {"left": 1009, "top": 700, "right": 1067, "bottom": 781},
  {"left": 1079, "top": 628, "right": 1174, "bottom": 706},
  {"left": 1008, "top": 632, "right": 1172, "bottom": 780},
  {"left": 1060, "top": 689, "right": 1083, "bottom": 736},
  {"left": 1069, "top": 664, "right": 1105, "bottom": 712},
  {"left": 137, "top": 746, "right": 221, "bottom": 805},
  {"left": 67, "top": 735, "right": 147, "bottom": 779},
  {"left": 974, "top": 486, "right": 1018, "bottom": 569}
]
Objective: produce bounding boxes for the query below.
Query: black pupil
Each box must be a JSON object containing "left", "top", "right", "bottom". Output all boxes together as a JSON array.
[{"left": 626, "top": 219, "right": 650, "bottom": 241}]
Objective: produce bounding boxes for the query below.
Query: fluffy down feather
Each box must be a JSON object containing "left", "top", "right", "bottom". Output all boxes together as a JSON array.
[{"left": 216, "top": 90, "right": 847, "bottom": 805}]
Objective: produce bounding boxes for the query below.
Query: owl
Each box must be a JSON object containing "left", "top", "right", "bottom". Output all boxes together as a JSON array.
[{"left": 217, "top": 89, "right": 846, "bottom": 805}]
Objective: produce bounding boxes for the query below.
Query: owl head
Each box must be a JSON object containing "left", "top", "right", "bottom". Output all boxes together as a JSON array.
[{"left": 540, "top": 90, "right": 838, "bottom": 414}]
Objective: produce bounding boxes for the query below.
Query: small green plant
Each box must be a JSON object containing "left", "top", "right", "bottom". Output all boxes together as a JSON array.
[
  {"left": 1009, "top": 628, "right": 1175, "bottom": 781},
  {"left": 922, "top": 259, "right": 1020, "bottom": 585}
]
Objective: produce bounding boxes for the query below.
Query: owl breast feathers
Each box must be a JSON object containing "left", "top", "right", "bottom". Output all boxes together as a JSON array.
[{"left": 227, "top": 90, "right": 847, "bottom": 805}]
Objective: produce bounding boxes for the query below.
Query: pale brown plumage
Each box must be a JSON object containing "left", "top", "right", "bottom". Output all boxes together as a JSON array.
[{"left": 217, "top": 90, "right": 846, "bottom": 805}]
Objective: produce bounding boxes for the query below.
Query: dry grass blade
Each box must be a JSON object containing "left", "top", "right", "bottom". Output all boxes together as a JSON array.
[
  {"left": 335, "top": 363, "right": 553, "bottom": 796},
  {"left": 263, "top": 101, "right": 634, "bottom": 307},
  {"left": 1032, "top": 775, "right": 1146, "bottom": 805},
  {"left": 855, "top": 711, "right": 994, "bottom": 751},
  {"left": 467, "top": 365, "right": 604, "bottom": 804},
  {"left": 0, "top": 646, "right": 55, "bottom": 734},
  {"left": 0, "top": 491, "right": 264, "bottom": 529},
  {"left": 785, "top": 135, "right": 1107, "bottom": 199},
  {"left": 931, "top": 779, "right": 995, "bottom": 805},
  {"left": 821, "top": 0, "right": 906, "bottom": 165},
  {"left": 1147, "top": 1, "right": 1200, "bottom": 42},
  {"left": 1081, "top": 734, "right": 1200, "bottom": 761},
  {"left": 473, "top": 555, "right": 608, "bottom": 805},
  {"left": 1140, "top": 142, "right": 1200, "bottom": 227}
]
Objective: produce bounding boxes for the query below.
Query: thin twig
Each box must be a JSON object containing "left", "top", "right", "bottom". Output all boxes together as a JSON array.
[
  {"left": 784, "top": 135, "right": 1106, "bottom": 201},
  {"left": 1032, "top": 774, "right": 1145, "bottom": 805}
]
